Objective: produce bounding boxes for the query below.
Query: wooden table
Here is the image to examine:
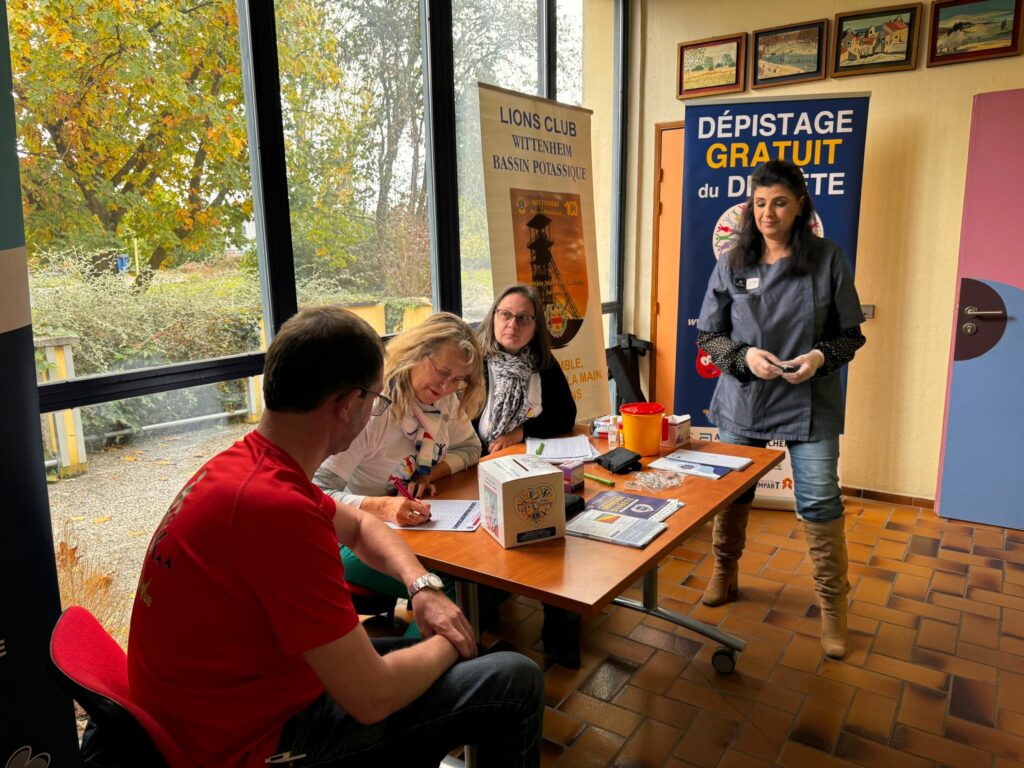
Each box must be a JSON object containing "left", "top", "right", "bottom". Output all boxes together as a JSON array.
[{"left": 398, "top": 438, "right": 783, "bottom": 674}]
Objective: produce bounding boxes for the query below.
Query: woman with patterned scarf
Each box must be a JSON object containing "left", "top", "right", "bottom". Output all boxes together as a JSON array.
[
  {"left": 476, "top": 284, "right": 580, "bottom": 666},
  {"left": 314, "top": 312, "right": 485, "bottom": 635}
]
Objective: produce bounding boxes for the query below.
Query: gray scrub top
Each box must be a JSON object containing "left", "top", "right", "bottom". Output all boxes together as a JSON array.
[{"left": 697, "top": 237, "right": 864, "bottom": 442}]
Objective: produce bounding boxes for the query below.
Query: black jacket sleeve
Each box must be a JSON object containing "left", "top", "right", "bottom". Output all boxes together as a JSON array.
[{"left": 521, "top": 359, "right": 577, "bottom": 439}]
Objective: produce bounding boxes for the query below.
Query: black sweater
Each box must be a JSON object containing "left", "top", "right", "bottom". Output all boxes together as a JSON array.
[{"left": 475, "top": 357, "right": 577, "bottom": 451}]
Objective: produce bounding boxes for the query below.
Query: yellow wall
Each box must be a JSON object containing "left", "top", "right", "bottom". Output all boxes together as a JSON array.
[{"left": 588, "top": 0, "right": 1024, "bottom": 499}]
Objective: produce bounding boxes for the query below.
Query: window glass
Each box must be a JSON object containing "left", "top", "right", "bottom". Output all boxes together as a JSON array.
[
  {"left": 453, "top": 0, "right": 539, "bottom": 322},
  {"left": 569, "top": 0, "right": 615, "bottom": 304},
  {"left": 46, "top": 378, "right": 258, "bottom": 644},
  {"left": 10, "top": 0, "right": 263, "bottom": 379},
  {"left": 275, "top": 0, "right": 434, "bottom": 335}
]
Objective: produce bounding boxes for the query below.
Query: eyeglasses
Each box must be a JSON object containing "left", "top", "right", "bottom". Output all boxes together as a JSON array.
[
  {"left": 358, "top": 386, "right": 393, "bottom": 416},
  {"left": 425, "top": 357, "right": 470, "bottom": 391},
  {"left": 494, "top": 308, "right": 535, "bottom": 326}
]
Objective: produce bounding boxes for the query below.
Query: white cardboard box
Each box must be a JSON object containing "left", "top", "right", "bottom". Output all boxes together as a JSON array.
[
  {"left": 478, "top": 455, "right": 565, "bottom": 548},
  {"left": 661, "top": 414, "right": 692, "bottom": 449}
]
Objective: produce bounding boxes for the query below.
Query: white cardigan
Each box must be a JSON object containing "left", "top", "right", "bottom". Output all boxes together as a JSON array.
[{"left": 315, "top": 393, "right": 481, "bottom": 509}]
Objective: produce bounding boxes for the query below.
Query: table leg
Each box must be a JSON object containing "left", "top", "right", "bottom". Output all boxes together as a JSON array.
[
  {"left": 612, "top": 569, "right": 746, "bottom": 655},
  {"left": 454, "top": 580, "right": 479, "bottom": 768}
]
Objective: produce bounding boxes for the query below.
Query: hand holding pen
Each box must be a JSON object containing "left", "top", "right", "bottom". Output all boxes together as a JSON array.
[{"left": 387, "top": 475, "right": 432, "bottom": 525}]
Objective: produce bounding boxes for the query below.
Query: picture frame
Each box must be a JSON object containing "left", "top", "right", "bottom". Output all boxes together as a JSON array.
[
  {"left": 830, "top": 3, "right": 924, "bottom": 77},
  {"left": 751, "top": 19, "right": 829, "bottom": 89},
  {"left": 676, "top": 33, "right": 747, "bottom": 100},
  {"left": 927, "top": 0, "right": 1023, "bottom": 67}
]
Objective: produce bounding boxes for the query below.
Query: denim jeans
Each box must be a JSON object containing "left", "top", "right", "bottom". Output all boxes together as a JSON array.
[
  {"left": 718, "top": 429, "right": 843, "bottom": 522},
  {"left": 275, "top": 638, "right": 544, "bottom": 767}
]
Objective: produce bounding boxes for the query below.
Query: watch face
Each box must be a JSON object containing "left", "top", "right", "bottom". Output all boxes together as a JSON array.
[{"left": 424, "top": 573, "right": 444, "bottom": 589}]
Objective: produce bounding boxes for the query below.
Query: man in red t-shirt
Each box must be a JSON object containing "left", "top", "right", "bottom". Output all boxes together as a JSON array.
[{"left": 126, "top": 307, "right": 544, "bottom": 767}]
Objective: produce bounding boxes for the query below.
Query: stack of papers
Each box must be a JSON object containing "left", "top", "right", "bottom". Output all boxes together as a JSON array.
[
  {"left": 584, "top": 490, "right": 682, "bottom": 522},
  {"left": 649, "top": 449, "right": 752, "bottom": 480},
  {"left": 524, "top": 435, "right": 600, "bottom": 463}
]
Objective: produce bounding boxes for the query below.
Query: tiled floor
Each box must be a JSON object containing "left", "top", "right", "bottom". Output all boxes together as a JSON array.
[{"left": 384, "top": 498, "right": 1024, "bottom": 767}]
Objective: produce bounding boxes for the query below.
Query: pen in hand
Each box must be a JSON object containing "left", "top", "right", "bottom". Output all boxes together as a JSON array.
[{"left": 388, "top": 475, "right": 430, "bottom": 520}]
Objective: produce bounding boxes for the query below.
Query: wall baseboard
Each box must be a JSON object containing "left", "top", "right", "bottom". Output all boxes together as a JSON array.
[{"left": 841, "top": 486, "right": 935, "bottom": 510}]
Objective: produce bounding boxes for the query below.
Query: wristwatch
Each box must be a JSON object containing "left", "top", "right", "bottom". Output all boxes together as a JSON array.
[{"left": 407, "top": 572, "right": 445, "bottom": 604}]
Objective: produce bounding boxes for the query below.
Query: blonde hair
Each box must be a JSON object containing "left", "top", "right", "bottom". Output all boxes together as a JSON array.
[{"left": 384, "top": 312, "right": 485, "bottom": 419}]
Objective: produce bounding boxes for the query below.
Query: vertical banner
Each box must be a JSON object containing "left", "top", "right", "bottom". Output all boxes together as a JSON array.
[
  {"left": 1, "top": 2, "right": 79, "bottom": 762},
  {"left": 676, "top": 95, "right": 869, "bottom": 508},
  {"left": 478, "top": 83, "right": 610, "bottom": 420}
]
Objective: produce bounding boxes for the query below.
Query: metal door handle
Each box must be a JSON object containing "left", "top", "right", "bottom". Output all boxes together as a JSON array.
[{"left": 964, "top": 305, "right": 1006, "bottom": 318}]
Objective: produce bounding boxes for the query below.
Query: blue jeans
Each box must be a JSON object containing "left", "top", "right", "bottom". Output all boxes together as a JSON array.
[
  {"left": 275, "top": 638, "right": 544, "bottom": 767},
  {"left": 718, "top": 429, "right": 843, "bottom": 522}
]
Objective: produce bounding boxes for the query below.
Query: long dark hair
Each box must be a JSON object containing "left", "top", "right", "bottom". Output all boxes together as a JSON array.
[
  {"left": 729, "top": 160, "right": 819, "bottom": 275},
  {"left": 477, "top": 283, "right": 554, "bottom": 369}
]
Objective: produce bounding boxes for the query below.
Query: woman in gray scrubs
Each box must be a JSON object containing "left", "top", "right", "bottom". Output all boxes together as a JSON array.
[{"left": 696, "top": 159, "right": 866, "bottom": 659}]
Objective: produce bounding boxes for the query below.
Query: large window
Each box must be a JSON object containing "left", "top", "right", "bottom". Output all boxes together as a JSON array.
[
  {"left": 276, "top": 0, "right": 434, "bottom": 335},
  {"left": 10, "top": 0, "right": 263, "bottom": 380}
]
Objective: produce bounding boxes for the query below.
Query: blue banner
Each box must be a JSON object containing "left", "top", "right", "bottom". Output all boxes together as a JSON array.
[{"left": 674, "top": 95, "right": 870, "bottom": 426}]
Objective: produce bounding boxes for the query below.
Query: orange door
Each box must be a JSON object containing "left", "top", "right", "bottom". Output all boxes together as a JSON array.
[{"left": 651, "top": 123, "right": 684, "bottom": 412}]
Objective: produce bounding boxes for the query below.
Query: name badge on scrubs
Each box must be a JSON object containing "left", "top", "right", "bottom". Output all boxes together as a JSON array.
[{"left": 745, "top": 278, "right": 760, "bottom": 290}]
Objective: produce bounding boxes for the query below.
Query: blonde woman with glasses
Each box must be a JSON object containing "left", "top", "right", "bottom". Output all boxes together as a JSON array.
[{"left": 314, "top": 313, "right": 485, "bottom": 624}]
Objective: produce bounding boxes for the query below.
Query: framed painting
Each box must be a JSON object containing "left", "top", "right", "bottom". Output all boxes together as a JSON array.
[
  {"left": 751, "top": 19, "right": 829, "bottom": 89},
  {"left": 676, "top": 33, "right": 747, "bottom": 100},
  {"left": 927, "top": 0, "right": 1022, "bottom": 67},
  {"left": 830, "top": 3, "right": 924, "bottom": 77}
]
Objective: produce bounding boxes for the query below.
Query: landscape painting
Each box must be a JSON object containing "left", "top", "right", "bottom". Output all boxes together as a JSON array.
[
  {"left": 830, "top": 3, "right": 923, "bottom": 77},
  {"left": 677, "top": 33, "right": 747, "bottom": 100},
  {"left": 928, "top": 0, "right": 1023, "bottom": 66},
  {"left": 752, "top": 20, "right": 829, "bottom": 88}
]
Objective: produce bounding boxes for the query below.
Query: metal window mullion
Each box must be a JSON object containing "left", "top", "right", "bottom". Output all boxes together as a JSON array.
[
  {"left": 421, "top": 0, "right": 462, "bottom": 316},
  {"left": 610, "top": 0, "right": 629, "bottom": 337},
  {"left": 538, "top": 0, "right": 557, "bottom": 100},
  {"left": 237, "top": 0, "right": 299, "bottom": 338}
]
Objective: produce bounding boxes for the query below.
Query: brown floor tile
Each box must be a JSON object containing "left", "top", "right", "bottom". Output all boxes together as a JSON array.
[
  {"left": 915, "top": 618, "right": 958, "bottom": 655},
  {"left": 873, "top": 621, "right": 916, "bottom": 660},
  {"left": 776, "top": 740, "right": 861, "bottom": 768},
  {"left": 969, "top": 565, "right": 1004, "bottom": 592},
  {"left": 612, "top": 684, "right": 699, "bottom": 730},
  {"left": 579, "top": 657, "right": 639, "bottom": 701},
  {"left": 848, "top": 599, "right": 920, "bottom": 629},
  {"left": 717, "top": 749, "right": 774, "bottom": 768},
  {"left": 599, "top": 605, "right": 646, "bottom": 638},
  {"left": 584, "top": 629, "right": 656, "bottom": 666},
  {"left": 665, "top": 676, "right": 747, "bottom": 723},
  {"left": 913, "top": 647, "right": 998, "bottom": 684},
  {"left": 817, "top": 658, "right": 901, "bottom": 699},
  {"left": 770, "top": 665, "right": 856, "bottom": 706},
  {"left": 945, "top": 715, "right": 1024, "bottom": 762},
  {"left": 892, "top": 572, "right": 930, "bottom": 601},
  {"left": 999, "top": 707, "right": 1024, "bottom": 738},
  {"left": 731, "top": 700, "right": 794, "bottom": 760},
  {"left": 891, "top": 723, "right": 991, "bottom": 768},
  {"left": 843, "top": 688, "right": 897, "bottom": 743},
  {"left": 629, "top": 648, "right": 688, "bottom": 694},
  {"left": 544, "top": 663, "right": 593, "bottom": 708},
  {"left": 837, "top": 731, "right": 936, "bottom": 768},
  {"left": 960, "top": 612, "right": 1000, "bottom": 649},
  {"left": 542, "top": 705, "right": 587, "bottom": 747},
  {"left": 864, "top": 653, "right": 950, "bottom": 691},
  {"left": 611, "top": 718, "right": 682, "bottom": 768},
  {"left": 958, "top": 641, "right": 1024, "bottom": 675},
  {"left": 562, "top": 692, "right": 642, "bottom": 738},
  {"left": 780, "top": 632, "right": 824, "bottom": 673},
  {"left": 930, "top": 570, "right": 967, "bottom": 596},
  {"left": 949, "top": 675, "right": 997, "bottom": 726},
  {"left": 887, "top": 595, "right": 959, "bottom": 625},
  {"left": 556, "top": 725, "right": 626, "bottom": 768},
  {"left": 671, "top": 709, "right": 740, "bottom": 768},
  {"left": 999, "top": 670, "right": 1024, "bottom": 714},
  {"left": 788, "top": 694, "right": 847, "bottom": 752},
  {"left": 896, "top": 682, "right": 947, "bottom": 734}
]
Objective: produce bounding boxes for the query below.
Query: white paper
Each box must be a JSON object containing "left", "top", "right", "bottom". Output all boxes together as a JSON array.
[
  {"left": 524, "top": 435, "right": 600, "bottom": 463},
  {"left": 660, "top": 448, "right": 752, "bottom": 470},
  {"left": 386, "top": 500, "right": 481, "bottom": 532}
]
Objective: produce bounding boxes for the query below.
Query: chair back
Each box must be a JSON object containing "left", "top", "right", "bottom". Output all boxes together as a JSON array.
[{"left": 49, "top": 606, "right": 199, "bottom": 768}]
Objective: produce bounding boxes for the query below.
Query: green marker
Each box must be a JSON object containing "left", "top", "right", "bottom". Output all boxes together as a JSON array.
[
  {"left": 584, "top": 473, "right": 615, "bottom": 487},
  {"left": 536, "top": 442, "right": 545, "bottom": 455}
]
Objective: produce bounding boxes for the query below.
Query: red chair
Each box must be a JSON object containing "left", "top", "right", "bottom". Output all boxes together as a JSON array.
[
  {"left": 48, "top": 606, "right": 199, "bottom": 768},
  {"left": 347, "top": 581, "right": 397, "bottom": 622}
]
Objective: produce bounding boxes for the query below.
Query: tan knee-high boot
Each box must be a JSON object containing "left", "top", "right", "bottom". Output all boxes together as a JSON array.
[
  {"left": 803, "top": 517, "right": 850, "bottom": 659},
  {"left": 702, "top": 503, "right": 751, "bottom": 606}
]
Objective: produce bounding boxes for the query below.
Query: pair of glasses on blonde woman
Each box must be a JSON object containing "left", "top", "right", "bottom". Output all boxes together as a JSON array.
[{"left": 425, "top": 357, "right": 469, "bottom": 392}]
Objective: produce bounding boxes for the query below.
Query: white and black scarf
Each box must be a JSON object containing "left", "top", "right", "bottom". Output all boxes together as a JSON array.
[{"left": 486, "top": 348, "right": 536, "bottom": 441}]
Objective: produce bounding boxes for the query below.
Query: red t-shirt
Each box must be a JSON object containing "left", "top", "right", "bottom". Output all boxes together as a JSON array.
[{"left": 128, "top": 430, "right": 360, "bottom": 767}]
